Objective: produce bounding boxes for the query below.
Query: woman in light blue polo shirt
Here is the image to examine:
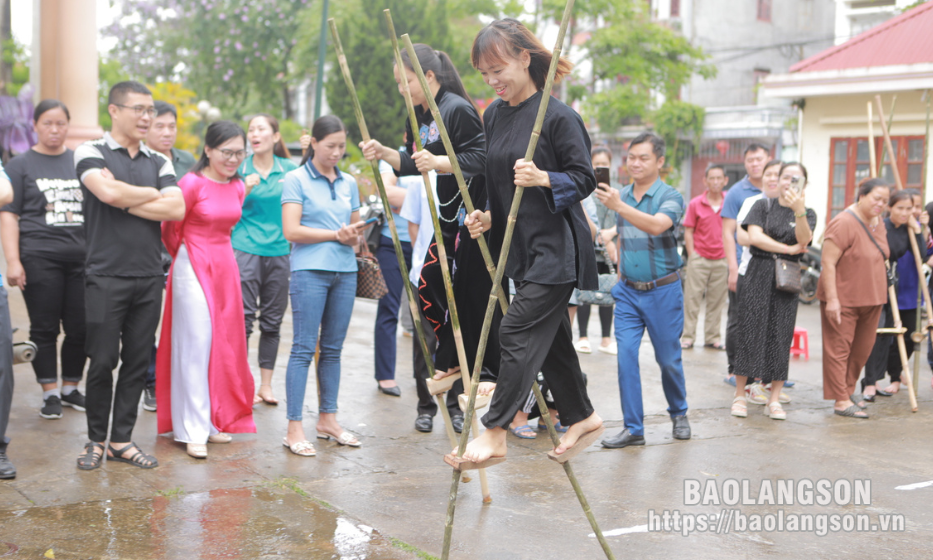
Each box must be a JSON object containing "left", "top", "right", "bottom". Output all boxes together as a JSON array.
[{"left": 281, "top": 115, "right": 364, "bottom": 457}]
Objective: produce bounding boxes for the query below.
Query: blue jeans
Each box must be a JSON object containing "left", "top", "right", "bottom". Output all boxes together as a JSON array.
[
  {"left": 375, "top": 237, "right": 412, "bottom": 381},
  {"left": 612, "top": 280, "right": 688, "bottom": 436},
  {"left": 285, "top": 270, "right": 357, "bottom": 420}
]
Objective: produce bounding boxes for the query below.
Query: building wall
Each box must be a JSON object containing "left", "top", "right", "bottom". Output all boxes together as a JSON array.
[
  {"left": 799, "top": 92, "right": 932, "bottom": 240},
  {"left": 679, "top": 0, "right": 836, "bottom": 108}
]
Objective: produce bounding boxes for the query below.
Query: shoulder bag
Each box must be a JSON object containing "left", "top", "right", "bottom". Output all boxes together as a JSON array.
[
  {"left": 575, "top": 242, "right": 618, "bottom": 306},
  {"left": 766, "top": 199, "right": 803, "bottom": 294},
  {"left": 845, "top": 209, "right": 896, "bottom": 287},
  {"left": 356, "top": 236, "right": 389, "bottom": 300}
]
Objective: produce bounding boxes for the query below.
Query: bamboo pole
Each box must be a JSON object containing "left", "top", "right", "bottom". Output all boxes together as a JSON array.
[
  {"left": 876, "top": 96, "right": 897, "bottom": 179},
  {"left": 390, "top": 15, "right": 509, "bottom": 315},
  {"left": 428, "top": 1, "right": 615, "bottom": 558},
  {"left": 326, "top": 19, "right": 461, "bottom": 452},
  {"left": 360, "top": 16, "right": 491, "bottom": 501},
  {"left": 874, "top": 95, "right": 920, "bottom": 412},
  {"left": 914, "top": 89, "right": 931, "bottom": 391}
]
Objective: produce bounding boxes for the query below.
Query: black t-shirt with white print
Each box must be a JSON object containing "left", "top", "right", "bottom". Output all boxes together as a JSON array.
[
  {"left": 2, "top": 149, "right": 85, "bottom": 261},
  {"left": 74, "top": 132, "right": 178, "bottom": 277}
]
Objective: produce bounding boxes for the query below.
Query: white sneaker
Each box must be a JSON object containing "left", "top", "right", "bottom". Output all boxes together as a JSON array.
[{"left": 746, "top": 384, "right": 768, "bottom": 405}]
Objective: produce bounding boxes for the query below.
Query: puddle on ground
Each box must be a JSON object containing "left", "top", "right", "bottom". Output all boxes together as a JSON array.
[{"left": 0, "top": 486, "right": 417, "bottom": 559}]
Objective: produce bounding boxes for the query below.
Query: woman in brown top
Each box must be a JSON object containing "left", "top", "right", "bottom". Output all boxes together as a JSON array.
[{"left": 817, "top": 178, "right": 891, "bottom": 419}]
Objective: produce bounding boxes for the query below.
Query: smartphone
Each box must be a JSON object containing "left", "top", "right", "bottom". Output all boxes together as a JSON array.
[
  {"left": 595, "top": 167, "right": 610, "bottom": 188},
  {"left": 363, "top": 216, "right": 380, "bottom": 226},
  {"left": 789, "top": 176, "right": 803, "bottom": 193}
]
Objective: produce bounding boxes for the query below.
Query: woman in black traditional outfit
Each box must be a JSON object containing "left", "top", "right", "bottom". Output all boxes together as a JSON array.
[
  {"left": 361, "top": 44, "right": 501, "bottom": 428},
  {"left": 461, "top": 19, "right": 603, "bottom": 464}
]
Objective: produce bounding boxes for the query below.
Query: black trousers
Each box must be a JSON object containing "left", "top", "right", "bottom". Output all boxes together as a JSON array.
[
  {"left": 725, "top": 275, "right": 745, "bottom": 374},
  {"left": 21, "top": 255, "right": 87, "bottom": 385},
  {"left": 482, "top": 281, "right": 594, "bottom": 430},
  {"left": 863, "top": 305, "right": 916, "bottom": 389},
  {"left": 84, "top": 275, "right": 163, "bottom": 443},
  {"left": 411, "top": 283, "right": 460, "bottom": 417}
]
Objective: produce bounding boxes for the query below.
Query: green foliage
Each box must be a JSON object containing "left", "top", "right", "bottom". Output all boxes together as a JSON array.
[
  {"left": 1, "top": 38, "right": 30, "bottom": 96},
  {"left": 103, "top": 0, "right": 313, "bottom": 120},
  {"left": 324, "top": 0, "right": 458, "bottom": 146},
  {"left": 652, "top": 100, "right": 705, "bottom": 163},
  {"left": 98, "top": 59, "right": 131, "bottom": 131}
]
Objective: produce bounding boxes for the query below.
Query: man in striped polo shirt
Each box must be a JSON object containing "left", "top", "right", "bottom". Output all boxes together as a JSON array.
[{"left": 595, "top": 131, "right": 690, "bottom": 448}]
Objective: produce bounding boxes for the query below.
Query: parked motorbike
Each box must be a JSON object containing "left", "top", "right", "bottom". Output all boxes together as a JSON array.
[
  {"left": 798, "top": 246, "right": 821, "bottom": 305},
  {"left": 12, "top": 328, "right": 36, "bottom": 365}
]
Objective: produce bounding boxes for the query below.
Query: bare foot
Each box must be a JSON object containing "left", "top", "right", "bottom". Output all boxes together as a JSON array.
[
  {"left": 432, "top": 367, "right": 460, "bottom": 381},
  {"left": 456, "top": 426, "right": 507, "bottom": 463},
  {"left": 477, "top": 382, "right": 496, "bottom": 396},
  {"left": 553, "top": 413, "right": 603, "bottom": 456},
  {"left": 256, "top": 383, "right": 278, "bottom": 404}
]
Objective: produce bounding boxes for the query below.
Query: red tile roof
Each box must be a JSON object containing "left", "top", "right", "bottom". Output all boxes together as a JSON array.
[{"left": 791, "top": 1, "right": 933, "bottom": 73}]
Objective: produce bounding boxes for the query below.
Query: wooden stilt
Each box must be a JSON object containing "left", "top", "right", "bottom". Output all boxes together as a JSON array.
[
  {"left": 373, "top": 14, "right": 493, "bottom": 501},
  {"left": 914, "top": 89, "right": 931, "bottom": 391},
  {"left": 325, "top": 19, "right": 461, "bottom": 455},
  {"left": 873, "top": 96, "right": 921, "bottom": 411},
  {"left": 409, "top": 0, "right": 615, "bottom": 557}
]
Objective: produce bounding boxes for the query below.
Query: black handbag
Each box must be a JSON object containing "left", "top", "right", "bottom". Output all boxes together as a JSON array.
[{"left": 576, "top": 243, "right": 618, "bottom": 306}]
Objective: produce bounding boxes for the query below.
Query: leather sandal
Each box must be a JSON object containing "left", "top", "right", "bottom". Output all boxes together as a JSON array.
[
  {"left": 77, "top": 442, "right": 105, "bottom": 471},
  {"left": 107, "top": 442, "right": 158, "bottom": 469},
  {"left": 731, "top": 397, "right": 747, "bottom": 418},
  {"left": 283, "top": 437, "right": 316, "bottom": 457},
  {"left": 317, "top": 431, "right": 361, "bottom": 447}
]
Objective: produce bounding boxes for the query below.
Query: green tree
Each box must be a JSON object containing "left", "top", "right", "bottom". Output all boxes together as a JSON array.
[
  {"left": 322, "top": 0, "right": 461, "bottom": 146},
  {"left": 544, "top": 0, "right": 716, "bottom": 170},
  {"left": 103, "top": 0, "right": 313, "bottom": 119}
]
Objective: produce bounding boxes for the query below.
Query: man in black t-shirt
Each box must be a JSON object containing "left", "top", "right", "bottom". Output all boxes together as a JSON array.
[{"left": 73, "top": 81, "right": 185, "bottom": 471}]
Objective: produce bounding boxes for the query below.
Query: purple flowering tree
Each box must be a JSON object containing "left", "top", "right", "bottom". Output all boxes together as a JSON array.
[{"left": 104, "top": 0, "right": 312, "bottom": 118}]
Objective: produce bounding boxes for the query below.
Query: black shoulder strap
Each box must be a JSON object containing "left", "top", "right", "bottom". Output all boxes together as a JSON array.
[{"left": 845, "top": 209, "right": 887, "bottom": 262}]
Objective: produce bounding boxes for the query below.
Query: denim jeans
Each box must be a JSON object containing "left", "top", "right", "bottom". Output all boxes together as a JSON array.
[
  {"left": 285, "top": 270, "right": 357, "bottom": 420},
  {"left": 612, "top": 280, "right": 688, "bottom": 436}
]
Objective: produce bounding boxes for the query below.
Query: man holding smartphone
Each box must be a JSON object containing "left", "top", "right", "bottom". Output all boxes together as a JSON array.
[{"left": 595, "top": 132, "right": 689, "bottom": 448}]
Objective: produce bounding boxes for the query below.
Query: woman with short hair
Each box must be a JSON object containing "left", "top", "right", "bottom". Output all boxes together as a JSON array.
[{"left": 818, "top": 178, "right": 892, "bottom": 419}]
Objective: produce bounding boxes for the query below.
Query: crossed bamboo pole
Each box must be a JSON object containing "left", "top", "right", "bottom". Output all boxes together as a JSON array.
[
  {"left": 326, "top": 19, "right": 462, "bottom": 456},
  {"left": 874, "top": 95, "right": 921, "bottom": 411},
  {"left": 913, "top": 89, "right": 931, "bottom": 390},
  {"left": 330, "top": 17, "right": 494, "bottom": 501},
  {"left": 407, "top": 1, "right": 614, "bottom": 558}
]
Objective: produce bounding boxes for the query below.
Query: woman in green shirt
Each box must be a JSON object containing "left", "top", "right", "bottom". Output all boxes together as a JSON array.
[{"left": 232, "top": 114, "right": 297, "bottom": 405}]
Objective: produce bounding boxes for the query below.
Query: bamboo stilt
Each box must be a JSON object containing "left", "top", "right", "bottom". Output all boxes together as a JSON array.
[
  {"left": 419, "top": 0, "right": 615, "bottom": 557},
  {"left": 876, "top": 96, "right": 897, "bottom": 179},
  {"left": 326, "top": 19, "right": 460, "bottom": 454},
  {"left": 914, "top": 89, "right": 931, "bottom": 391},
  {"left": 874, "top": 96, "right": 921, "bottom": 411},
  {"left": 867, "top": 103, "right": 877, "bottom": 184},
  {"left": 371, "top": 15, "right": 491, "bottom": 501},
  {"left": 889, "top": 286, "right": 919, "bottom": 412}
]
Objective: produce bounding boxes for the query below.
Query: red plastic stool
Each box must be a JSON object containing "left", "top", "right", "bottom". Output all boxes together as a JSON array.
[{"left": 790, "top": 327, "right": 808, "bottom": 360}]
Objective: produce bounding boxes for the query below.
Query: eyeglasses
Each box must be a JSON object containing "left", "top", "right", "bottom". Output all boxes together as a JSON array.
[
  {"left": 216, "top": 149, "right": 248, "bottom": 161},
  {"left": 114, "top": 104, "right": 157, "bottom": 118}
]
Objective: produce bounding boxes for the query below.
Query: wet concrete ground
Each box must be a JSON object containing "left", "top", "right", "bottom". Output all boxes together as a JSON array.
[{"left": 2, "top": 285, "right": 932, "bottom": 559}]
